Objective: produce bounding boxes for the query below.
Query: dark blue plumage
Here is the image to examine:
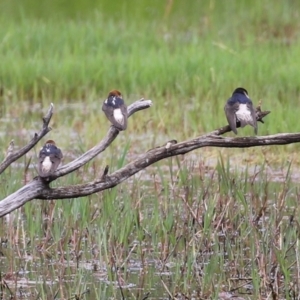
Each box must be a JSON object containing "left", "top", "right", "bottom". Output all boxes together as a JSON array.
[
  {"left": 106, "top": 97, "right": 124, "bottom": 108},
  {"left": 102, "top": 90, "right": 128, "bottom": 131},
  {"left": 224, "top": 87, "right": 257, "bottom": 135},
  {"left": 227, "top": 88, "right": 253, "bottom": 105},
  {"left": 38, "top": 140, "right": 63, "bottom": 179},
  {"left": 39, "top": 143, "right": 62, "bottom": 157}
]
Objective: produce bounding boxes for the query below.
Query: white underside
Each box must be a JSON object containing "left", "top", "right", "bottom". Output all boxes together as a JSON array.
[
  {"left": 42, "top": 156, "right": 52, "bottom": 172},
  {"left": 113, "top": 109, "right": 124, "bottom": 125},
  {"left": 236, "top": 104, "right": 254, "bottom": 127}
]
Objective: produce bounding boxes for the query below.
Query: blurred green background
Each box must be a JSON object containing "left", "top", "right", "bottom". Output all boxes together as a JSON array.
[{"left": 0, "top": 0, "right": 299, "bottom": 162}]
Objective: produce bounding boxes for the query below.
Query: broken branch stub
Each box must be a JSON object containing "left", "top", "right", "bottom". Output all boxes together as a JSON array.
[
  {"left": 0, "top": 103, "right": 54, "bottom": 175},
  {"left": 0, "top": 101, "right": 286, "bottom": 218}
]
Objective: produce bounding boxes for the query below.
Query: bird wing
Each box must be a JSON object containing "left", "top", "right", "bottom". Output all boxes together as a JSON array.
[
  {"left": 49, "top": 149, "right": 63, "bottom": 173},
  {"left": 102, "top": 103, "right": 128, "bottom": 131},
  {"left": 224, "top": 102, "right": 240, "bottom": 134},
  {"left": 38, "top": 148, "right": 63, "bottom": 177},
  {"left": 102, "top": 104, "right": 117, "bottom": 126},
  {"left": 38, "top": 152, "right": 48, "bottom": 176},
  {"left": 119, "top": 104, "right": 128, "bottom": 130},
  {"left": 247, "top": 102, "right": 258, "bottom": 134}
]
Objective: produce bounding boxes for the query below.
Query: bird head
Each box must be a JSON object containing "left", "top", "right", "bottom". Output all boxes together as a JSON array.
[
  {"left": 108, "top": 90, "right": 122, "bottom": 99},
  {"left": 233, "top": 87, "right": 249, "bottom": 97},
  {"left": 45, "top": 140, "right": 56, "bottom": 146}
]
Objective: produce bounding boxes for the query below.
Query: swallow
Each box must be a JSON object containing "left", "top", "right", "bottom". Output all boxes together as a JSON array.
[
  {"left": 224, "top": 87, "right": 257, "bottom": 134},
  {"left": 102, "top": 90, "right": 127, "bottom": 131},
  {"left": 38, "top": 140, "right": 63, "bottom": 178}
]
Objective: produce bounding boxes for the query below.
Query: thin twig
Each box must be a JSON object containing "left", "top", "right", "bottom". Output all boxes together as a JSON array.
[{"left": 0, "top": 104, "right": 54, "bottom": 175}]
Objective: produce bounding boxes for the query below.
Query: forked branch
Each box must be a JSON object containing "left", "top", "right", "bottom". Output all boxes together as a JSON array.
[
  {"left": 0, "top": 104, "right": 54, "bottom": 175},
  {"left": 52, "top": 98, "right": 152, "bottom": 180},
  {"left": 37, "top": 131, "right": 300, "bottom": 201},
  {"left": 2, "top": 101, "right": 299, "bottom": 218},
  {"left": 0, "top": 98, "right": 152, "bottom": 216}
]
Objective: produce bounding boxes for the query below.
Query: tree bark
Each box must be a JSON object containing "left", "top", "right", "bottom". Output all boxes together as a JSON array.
[
  {"left": 1, "top": 100, "right": 297, "bottom": 218},
  {"left": 0, "top": 104, "right": 54, "bottom": 175}
]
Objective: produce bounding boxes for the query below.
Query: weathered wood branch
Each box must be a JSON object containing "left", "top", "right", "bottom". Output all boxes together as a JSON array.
[
  {"left": 51, "top": 98, "right": 152, "bottom": 181},
  {"left": 2, "top": 129, "right": 300, "bottom": 216},
  {"left": 0, "top": 104, "right": 54, "bottom": 175},
  {"left": 2, "top": 101, "right": 295, "bottom": 219},
  {"left": 0, "top": 99, "right": 152, "bottom": 216},
  {"left": 37, "top": 131, "right": 300, "bottom": 198}
]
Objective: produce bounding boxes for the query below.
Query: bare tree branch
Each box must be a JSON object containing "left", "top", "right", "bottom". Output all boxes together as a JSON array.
[
  {"left": 38, "top": 131, "right": 300, "bottom": 199},
  {"left": 0, "top": 104, "right": 54, "bottom": 175},
  {"left": 50, "top": 98, "right": 152, "bottom": 181},
  {"left": 0, "top": 99, "right": 152, "bottom": 216},
  {"left": 0, "top": 101, "right": 281, "bottom": 218},
  {"left": 0, "top": 129, "right": 300, "bottom": 217},
  {"left": 0, "top": 180, "right": 43, "bottom": 216},
  {"left": 2, "top": 129, "right": 300, "bottom": 217}
]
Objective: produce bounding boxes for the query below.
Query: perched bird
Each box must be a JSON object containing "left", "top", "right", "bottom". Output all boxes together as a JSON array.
[
  {"left": 102, "top": 90, "right": 127, "bottom": 131},
  {"left": 38, "top": 140, "right": 63, "bottom": 178},
  {"left": 224, "top": 87, "right": 257, "bottom": 135}
]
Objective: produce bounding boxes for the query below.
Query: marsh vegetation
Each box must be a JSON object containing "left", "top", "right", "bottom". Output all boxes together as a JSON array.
[{"left": 1, "top": 0, "right": 300, "bottom": 299}]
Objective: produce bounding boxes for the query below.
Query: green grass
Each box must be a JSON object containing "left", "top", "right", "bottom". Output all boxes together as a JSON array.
[
  {"left": 1, "top": 156, "right": 300, "bottom": 298},
  {"left": 0, "top": 0, "right": 300, "bottom": 145},
  {"left": 1, "top": 0, "right": 300, "bottom": 298},
  {"left": 0, "top": 2, "right": 298, "bottom": 176}
]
